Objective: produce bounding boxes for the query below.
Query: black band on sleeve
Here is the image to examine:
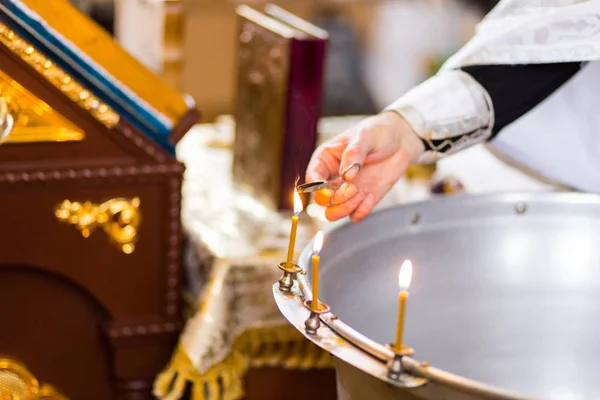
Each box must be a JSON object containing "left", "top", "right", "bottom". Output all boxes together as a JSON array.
[{"left": 461, "top": 62, "right": 585, "bottom": 138}]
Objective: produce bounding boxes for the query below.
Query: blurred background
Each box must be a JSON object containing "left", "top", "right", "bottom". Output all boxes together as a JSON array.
[
  {"left": 73, "top": 0, "right": 499, "bottom": 122},
  {"left": 2, "top": 2, "right": 563, "bottom": 400}
]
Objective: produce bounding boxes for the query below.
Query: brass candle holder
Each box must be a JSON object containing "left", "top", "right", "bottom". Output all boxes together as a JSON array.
[
  {"left": 277, "top": 261, "right": 304, "bottom": 292},
  {"left": 303, "top": 299, "right": 330, "bottom": 335},
  {"left": 279, "top": 189, "right": 304, "bottom": 292},
  {"left": 386, "top": 344, "right": 415, "bottom": 381}
]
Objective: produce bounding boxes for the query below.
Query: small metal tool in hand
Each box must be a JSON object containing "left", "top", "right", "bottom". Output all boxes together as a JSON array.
[{"left": 296, "top": 163, "right": 361, "bottom": 194}]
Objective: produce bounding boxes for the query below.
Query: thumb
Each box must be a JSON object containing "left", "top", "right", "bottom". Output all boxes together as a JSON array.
[{"left": 339, "top": 137, "right": 371, "bottom": 180}]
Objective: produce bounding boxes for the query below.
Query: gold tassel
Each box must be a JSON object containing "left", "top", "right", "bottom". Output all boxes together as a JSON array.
[
  {"left": 153, "top": 367, "right": 176, "bottom": 398},
  {"left": 154, "top": 326, "right": 335, "bottom": 400},
  {"left": 220, "top": 369, "right": 232, "bottom": 400},
  {"left": 226, "top": 365, "right": 244, "bottom": 400},
  {"left": 317, "top": 348, "right": 334, "bottom": 368},
  {"left": 245, "top": 329, "right": 262, "bottom": 355},
  {"left": 153, "top": 359, "right": 182, "bottom": 400},
  {"left": 192, "top": 381, "right": 204, "bottom": 400},
  {"left": 282, "top": 340, "right": 304, "bottom": 369},
  {"left": 162, "top": 374, "right": 187, "bottom": 400},
  {"left": 153, "top": 347, "right": 197, "bottom": 400},
  {"left": 205, "top": 376, "right": 220, "bottom": 400},
  {"left": 298, "top": 341, "right": 318, "bottom": 370}
]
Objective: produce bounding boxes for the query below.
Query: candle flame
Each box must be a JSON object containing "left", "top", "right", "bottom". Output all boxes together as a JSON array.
[
  {"left": 313, "top": 231, "right": 324, "bottom": 254},
  {"left": 398, "top": 259, "right": 413, "bottom": 291},
  {"left": 293, "top": 189, "right": 303, "bottom": 215}
]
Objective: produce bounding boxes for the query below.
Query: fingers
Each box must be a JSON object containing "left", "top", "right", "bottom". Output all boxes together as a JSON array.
[
  {"left": 339, "top": 134, "right": 371, "bottom": 178},
  {"left": 315, "top": 190, "right": 377, "bottom": 222},
  {"left": 313, "top": 181, "right": 364, "bottom": 221},
  {"left": 305, "top": 139, "right": 347, "bottom": 182},
  {"left": 331, "top": 183, "right": 358, "bottom": 205},
  {"left": 341, "top": 163, "right": 361, "bottom": 180},
  {"left": 306, "top": 153, "right": 333, "bottom": 182},
  {"left": 325, "top": 191, "right": 365, "bottom": 222},
  {"left": 313, "top": 183, "right": 357, "bottom": 208},
  {"left": 349, "top": 193, "right": 376, "bottom": 223},
  {"left": 313, "top": 188, "right": 334, "bottom": 207}
]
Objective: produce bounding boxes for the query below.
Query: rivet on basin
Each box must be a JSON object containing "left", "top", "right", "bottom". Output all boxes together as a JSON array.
[{"left": 515, "top": 202, "right": 527, "bottom": 215}]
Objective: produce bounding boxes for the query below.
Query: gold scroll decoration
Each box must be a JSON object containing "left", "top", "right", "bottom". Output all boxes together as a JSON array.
[
  {"left": 0, "top": 98, "right": 13, "bottom": 143},
  {"left": 0, "top": 358, "right": 69, "bottom": 400},
  {"left": 55, "top": 197, "right": 141, "bottom": 254},
  {"left": 0, "top": 22, "right": 119, "bottom": 129},
  {"left": 0, "top": 69, "right": 84, "bottom": 144}
]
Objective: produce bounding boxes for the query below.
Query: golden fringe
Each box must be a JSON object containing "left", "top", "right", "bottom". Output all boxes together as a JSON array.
[{"left": 153, "top": 325, "right": 334, "bottom": 400}]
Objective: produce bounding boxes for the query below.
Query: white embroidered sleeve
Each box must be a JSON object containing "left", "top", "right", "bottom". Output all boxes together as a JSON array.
[{"left": 384, "top": 70, "right": 494, "bottom": 163}]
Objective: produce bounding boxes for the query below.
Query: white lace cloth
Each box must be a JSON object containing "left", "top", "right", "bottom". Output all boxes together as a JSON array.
[
  {"left": 385, "top": 0, "right": 600, "bottom": 192},
  {"left": 444, "top": 0, "right": 600, "bottom": 68}
]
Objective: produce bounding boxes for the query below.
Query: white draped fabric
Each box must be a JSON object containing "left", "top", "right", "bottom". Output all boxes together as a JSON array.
[
  {"left": 387, "top": 0, "right": 600, "bottom": 191},
  {"left": 490, "top": 60, "right": 600, "bottom": 192},
  {"left": 444, "top": 0, "right": 600, "bottom": 68}
]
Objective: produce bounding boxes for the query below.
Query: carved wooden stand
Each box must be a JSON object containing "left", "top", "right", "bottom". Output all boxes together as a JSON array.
[{"left": 0, "top": 4, "right": 199, "bottom": 398}]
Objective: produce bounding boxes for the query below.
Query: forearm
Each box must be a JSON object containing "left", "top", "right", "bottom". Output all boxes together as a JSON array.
[{"left": 384, "top": 62, "right": 584, "bottom": 162}]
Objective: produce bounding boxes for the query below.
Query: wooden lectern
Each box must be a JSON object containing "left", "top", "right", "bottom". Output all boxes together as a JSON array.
[{"left": 0, "top": 0, "right": 199, "bottom": 399}]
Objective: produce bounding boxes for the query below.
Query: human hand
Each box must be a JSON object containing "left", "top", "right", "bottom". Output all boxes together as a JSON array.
[{"left": 305, "top": 111, "right": 425, "bottom": 222}]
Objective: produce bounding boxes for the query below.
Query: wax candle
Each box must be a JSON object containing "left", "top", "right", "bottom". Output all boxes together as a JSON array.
[
  {"left": 311, "top": 231, "right": 324, "bottom": 310},
  {"left": 286, "top": 190, "right": 303, "bottom": 268},
  {"left": 394, "top": 259, "right": 413, "bottom": 353}
]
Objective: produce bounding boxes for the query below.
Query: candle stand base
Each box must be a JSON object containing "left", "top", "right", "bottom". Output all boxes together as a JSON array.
[
  {"left": 277, "top": 261, "right": 303, "bottom": 292},
  {"left": 303, "top": 300, "right": 330, "bottom": 335},
  {"left": 386, "top": 344, "right": 415, "bottom": 381},
  {"left": 387, "top": 353, "right": 404, "bottom": 381}
]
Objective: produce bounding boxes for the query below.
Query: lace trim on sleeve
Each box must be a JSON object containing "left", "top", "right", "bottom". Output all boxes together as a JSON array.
[{"left": 384, "top": 70, "right": 494, "bottom": 163}]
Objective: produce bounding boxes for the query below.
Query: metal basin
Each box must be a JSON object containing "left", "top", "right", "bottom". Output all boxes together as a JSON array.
[{"left": 276, "top": 192, "right": 600, "bottom": 400}]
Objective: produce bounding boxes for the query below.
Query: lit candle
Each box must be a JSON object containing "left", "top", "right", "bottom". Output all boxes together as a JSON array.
[
  {"left": 311, "top": 231, "right": 324, "bottom": 310},
  {"left": 394, "top": 259, "right": 413, "bottom": 353},
  {"left": 286, "top": 190, "right": 304, "bottom": 268}
]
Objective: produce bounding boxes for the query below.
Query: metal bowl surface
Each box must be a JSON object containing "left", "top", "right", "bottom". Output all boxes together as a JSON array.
[{"left": 298, "top": 192, "right": 600, "bottom": 400}]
